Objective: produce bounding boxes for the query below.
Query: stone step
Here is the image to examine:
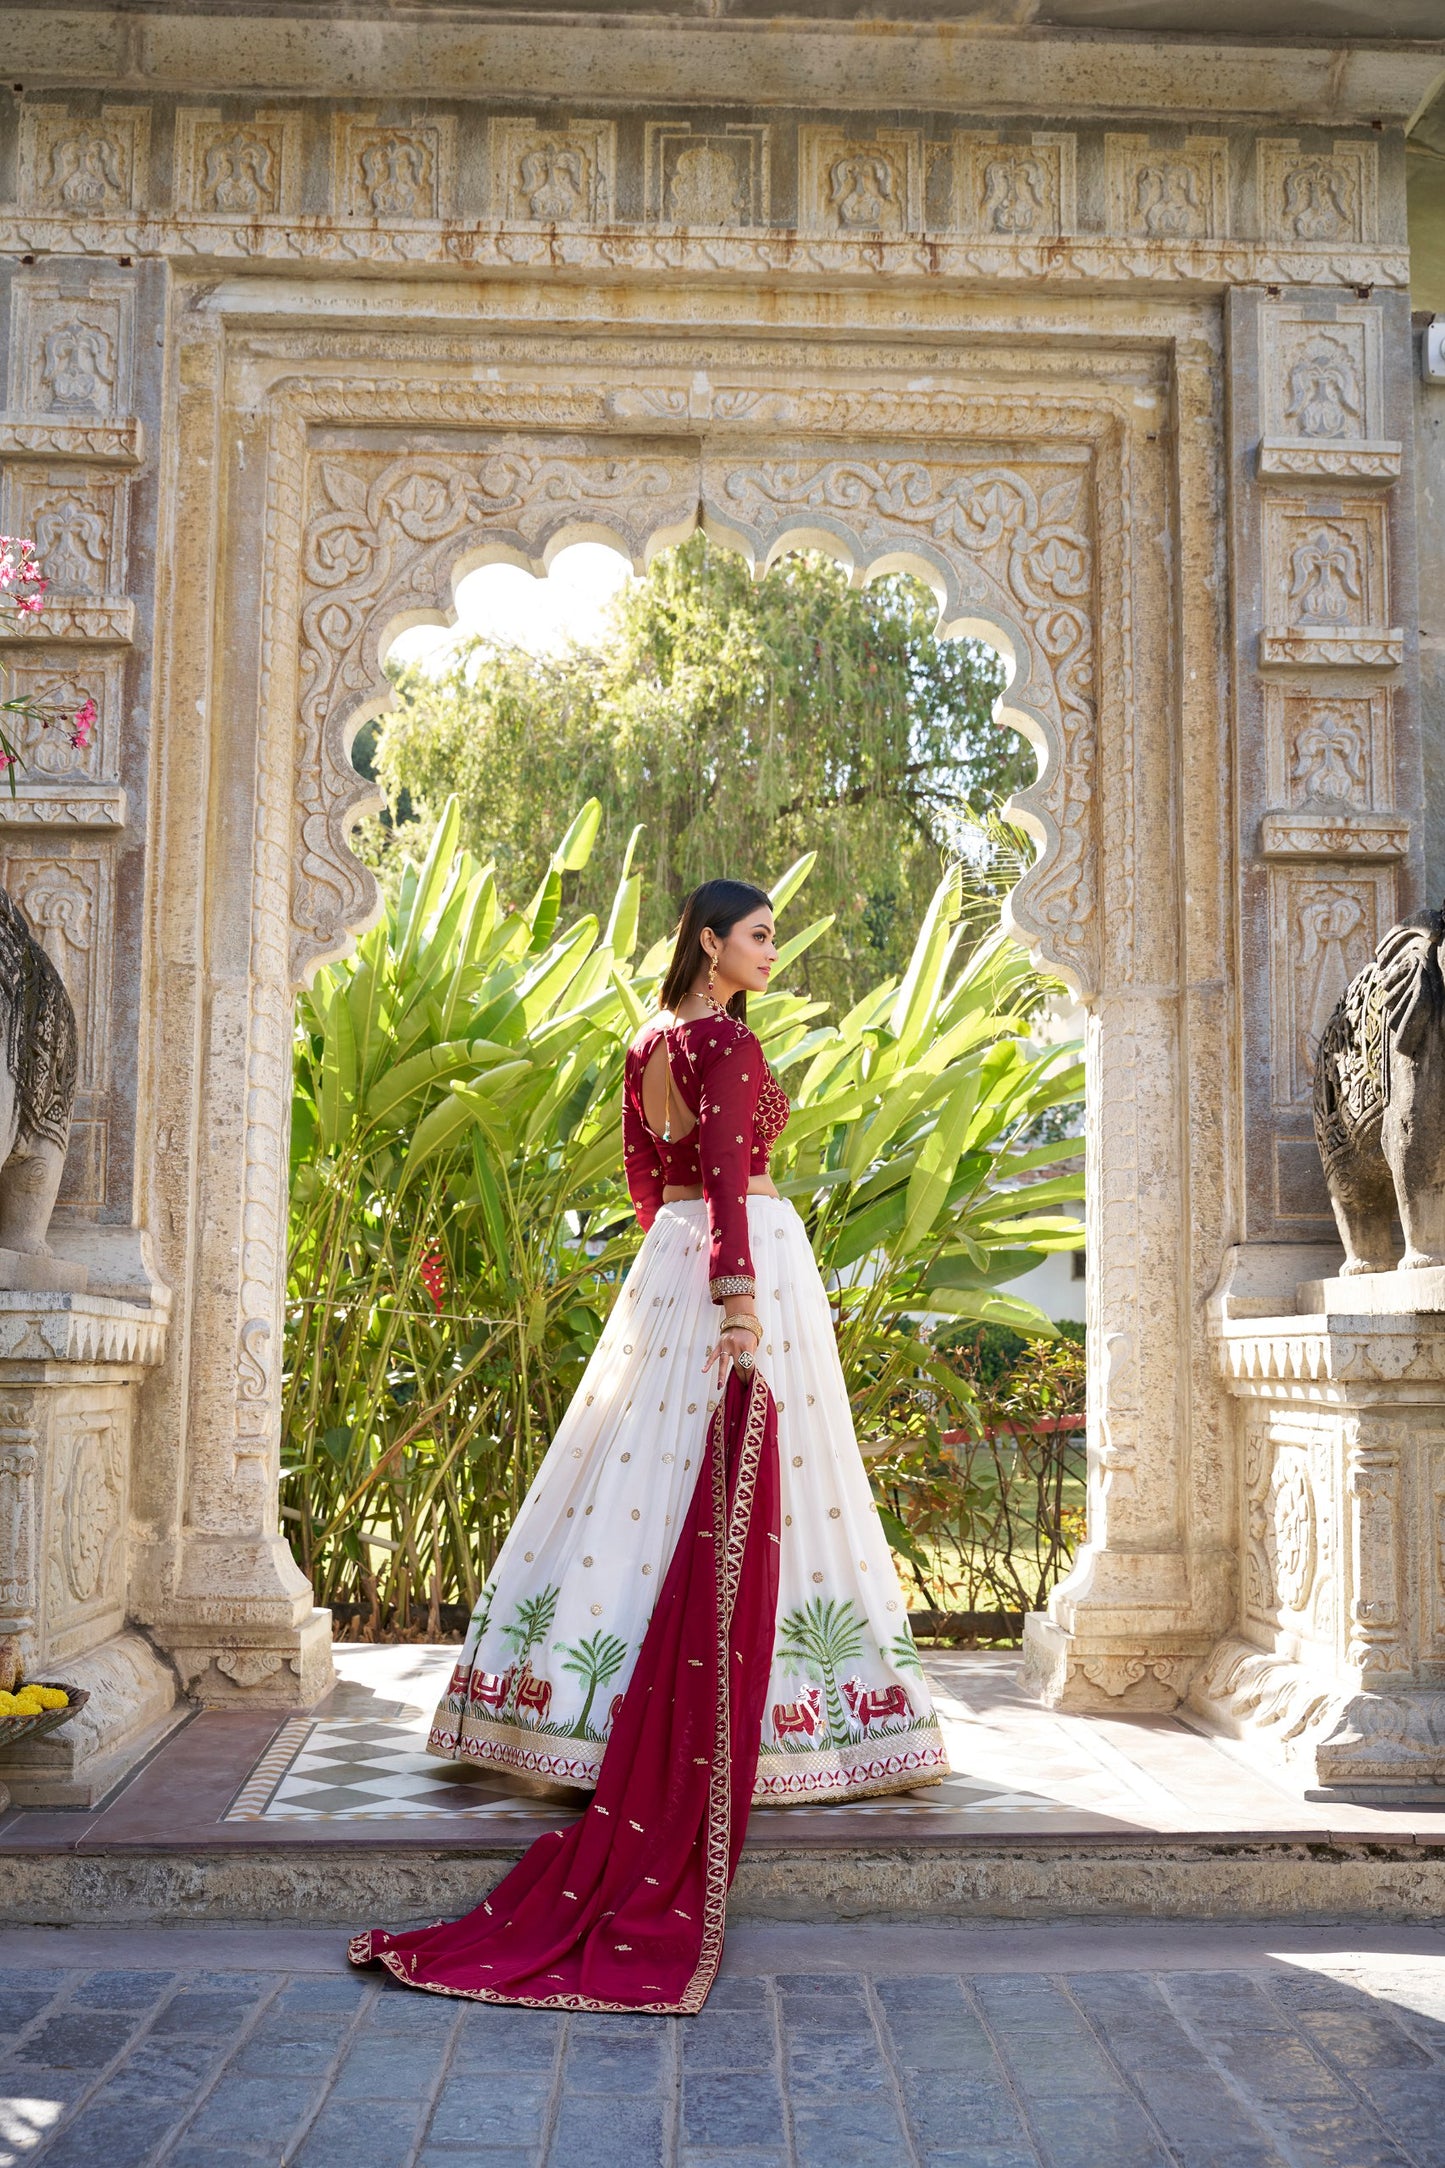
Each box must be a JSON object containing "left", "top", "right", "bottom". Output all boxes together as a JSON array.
[{"left": 7, "top": 1830, "right": 1445, "bottom": 1928}]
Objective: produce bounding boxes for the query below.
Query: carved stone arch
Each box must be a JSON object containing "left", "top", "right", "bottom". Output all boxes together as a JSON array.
[
  {"left": 292, "top": 434, "right": 1098, "bottom": 998},
  {"left": 700, "top": 456, "right": 1095, "bottom": 995},
  {"left": 293, "top": 444, "right": 699, "bottom": 986}
]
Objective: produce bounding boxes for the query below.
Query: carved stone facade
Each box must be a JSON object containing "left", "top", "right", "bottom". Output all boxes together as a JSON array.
[{"left": 0, "top": 11, "right": 1429, "bottom": 1770}]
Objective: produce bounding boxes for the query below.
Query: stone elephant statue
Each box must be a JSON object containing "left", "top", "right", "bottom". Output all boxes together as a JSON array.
[
  {"left": 0, "top": 885, "right": 78, "bottom": 1262},
  {"left": 1313, "top": 904, "right": 1445, "bottom": 1275}
]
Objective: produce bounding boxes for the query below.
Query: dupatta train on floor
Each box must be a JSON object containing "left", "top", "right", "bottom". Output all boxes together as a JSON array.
[{"left": 348, "top": 1363, "right": 780, "bottom": 2015}]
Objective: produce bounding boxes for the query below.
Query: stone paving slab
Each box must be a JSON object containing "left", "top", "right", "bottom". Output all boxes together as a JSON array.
[{"left": 4, "top": 1924, "right": 1445, "bottom": 2166}]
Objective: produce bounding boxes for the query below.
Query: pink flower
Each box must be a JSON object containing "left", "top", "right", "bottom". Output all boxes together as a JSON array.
[
  {"left": 0, "top": 752, "right": 13, "bottom": 772},
  {"left": 69, "top": 697, "right": 97, "bottom": 751},
  {"left": 15, "top": 594, "right": 45, "bottom": 616}
]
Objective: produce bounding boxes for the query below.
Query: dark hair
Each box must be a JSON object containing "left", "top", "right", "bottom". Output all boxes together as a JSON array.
[{"left": 659, "top": 879, "right": 772, "bottom": 1022}]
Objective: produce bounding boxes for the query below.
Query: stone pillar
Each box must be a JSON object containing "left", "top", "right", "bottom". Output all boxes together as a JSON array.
[
  {"left": 1195, "top": 1272, "right": 1445, "bottom": 1801},
  {"left": 0, "top": 1291, "right": 175, "bottom": 1806}
]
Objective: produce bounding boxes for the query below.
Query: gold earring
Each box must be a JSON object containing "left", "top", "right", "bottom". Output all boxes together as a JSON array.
[{"left": 706, "top": 951, "right": 718, "bottom": 996}]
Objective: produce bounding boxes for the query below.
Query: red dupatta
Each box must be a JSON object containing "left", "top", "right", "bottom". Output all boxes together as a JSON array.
[{"left": 348, "top": 1363, "right": 781, "bottom": 2014}]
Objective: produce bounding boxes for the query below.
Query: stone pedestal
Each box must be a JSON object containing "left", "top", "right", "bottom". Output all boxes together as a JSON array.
[
  {"left": 0, "top": 1253, "right": 88, "bottom": 1295},
  {"left": 0, "top": 1291, "right": 178, "bottom": 1807},
  {"left": 1191, "top": 1277, "right": 1445, "bottom": 1803}
]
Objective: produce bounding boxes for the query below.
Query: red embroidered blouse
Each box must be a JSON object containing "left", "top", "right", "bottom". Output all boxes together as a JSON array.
[{"left": 622, "top": 1012, "right": 791, "bottom": 1300}]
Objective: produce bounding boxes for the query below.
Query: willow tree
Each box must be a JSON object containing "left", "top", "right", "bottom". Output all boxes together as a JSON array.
[{"left": 365, "top": 534, "right": 1022, "bottom": 1011}]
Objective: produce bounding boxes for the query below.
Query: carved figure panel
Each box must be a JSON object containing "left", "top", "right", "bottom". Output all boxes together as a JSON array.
[
  {"left": 332, "top": 114, "right": 457, "bottom": 221},
  {"left": 174, "top": 109, "right": 301, "bottom": 217},
  {"left": 492, "top": 120, "right": 615, "bottom": 224},
  {"left": 3, "top": 469, "right": 128, "bottom": 602},
  {"left": 643, "top": 124, "right": 770, "bottom": 226},
  {"left": 1266, "top": 686, "right": 1391, "bottom": 815},
  {"left": 18, "top": 106, "right": 150, "bottom": 214},
  {"left": 1262, "top": 497, "right": 1397, "bottom": 667},
  {"left": 0, "top": 847, "right": 113, "bottom": 1095},
  {"left": 798, "top": 128, "right": 923, "bottom": 236},
  {"left": 1258, "top": 139, "right": 1379, "bottom": 247},
  {"left": 9, "top": 274, "right": 133, "bottom": 421},
  {"left": 952, "top": 134, "right": 1076, "bottom": 240},
  {"left": 1104, "top": 135, "right": 1228, "bottom": 241},
  {"left": 44, "top": 1407, "right": 125, "bottom": 1638},
  {"left": 1270, "top": 864, "right": 1392, "bottom": 1107}
]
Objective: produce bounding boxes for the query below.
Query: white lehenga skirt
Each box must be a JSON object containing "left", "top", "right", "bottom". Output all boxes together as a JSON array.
[{"left": 428, "top": 1196, "right": 949, "bottom": 1805}]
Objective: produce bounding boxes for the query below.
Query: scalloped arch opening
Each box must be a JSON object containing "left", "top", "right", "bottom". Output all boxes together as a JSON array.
[
  {"left": 311, "top": 468, "right": 1084, "bottom": 1004},
  {"left": 377, "top": 522, "right": 1037, "bottom": 936}
]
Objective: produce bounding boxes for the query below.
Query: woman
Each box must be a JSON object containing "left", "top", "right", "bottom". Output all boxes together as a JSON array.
[
  {"left": 351, "top": 882, "right": 945, "bottom": 2012},
  {"left": 428, "top": 880, "right": 946, "bottom": 1807}
]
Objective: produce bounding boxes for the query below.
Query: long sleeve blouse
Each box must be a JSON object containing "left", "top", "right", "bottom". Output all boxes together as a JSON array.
[{"left": 622, "top": 1012, "right": 789, "bottom": 1301}]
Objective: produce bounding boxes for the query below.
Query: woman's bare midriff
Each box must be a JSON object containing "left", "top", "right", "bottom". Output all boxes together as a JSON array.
[{"left": 663, "top": 1176, "right": 779, "bottom": 1202}]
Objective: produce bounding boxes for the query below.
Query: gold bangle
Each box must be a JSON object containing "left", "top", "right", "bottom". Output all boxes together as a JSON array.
[{"left": 720, "top": 1314, "right": 764, "bottom": 1343}]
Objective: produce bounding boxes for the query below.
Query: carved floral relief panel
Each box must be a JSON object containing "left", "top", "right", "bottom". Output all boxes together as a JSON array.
[
  {"left": 491, "top": 119, "right": 615, "bottom": 223},
  {"left": 0, "top": 651, "right": 124, "bottom": 815},
  {"left": 1244, "top": 1420, "right": 1326, "bottom": 1642},
  {"left": 2, "top": 468, "right": 128, "bottom": 602},
  {"left": 18, "top": 106, "right": 150, "bottom": 215},
  {"left": 1269, "top": 863, "right": 1394, "bottom": 1107},
  {"left": 951, "top": 133, "right": 1076, "bottom": 240},
  {"left": 174, "top": 109, "right": 301, "bottom": 218},
  {"left": 43, "top": 1405, "right": 126, "bottom": 1649},
  {"left": 331, "top": 115, "right": 457, "bottom": 221},
  {"left": 1258, "top": 301, "right": 1398, "bottom": 483},
  {"left": 8, "top": 274, "right": 133, "bottom": 420},
  {"left": 797, "top": 128, "right": 923, "bottom": 236},
  {"left": 1258, "top": 686, "right": 1405, "bottom": 862},
  {"left": 1104, "top": 134, "right": 1228, "bottom": 241},
  {"left": 643, "top": 123, "right": 770, "bottom": 226},
  {"left": 1260, "top": 496, "right": 1400, "bottom": 668},
  {"left": 1258, "top": 139, "right": 1379, "bottom": 248}
]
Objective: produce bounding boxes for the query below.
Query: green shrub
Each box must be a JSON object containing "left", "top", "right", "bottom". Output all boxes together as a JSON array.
[{"left": 282, "top": 802, "right": 1083, "bottom": 1635}]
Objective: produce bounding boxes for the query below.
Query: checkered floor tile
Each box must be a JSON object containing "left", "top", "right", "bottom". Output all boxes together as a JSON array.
[
  {"left": 225, "top": 1711, "right": 1075, "bottom": 1823},
  {"left": 225, "top": 1715, "right": 557, "bottom": 1821}
]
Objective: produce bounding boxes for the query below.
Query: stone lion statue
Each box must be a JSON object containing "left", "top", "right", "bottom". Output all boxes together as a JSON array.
[
  {"left": 1313, "top": 904, "right": 1445, "bottom": 1275},
  {"left": 0, "top": 886, "right": 78, "bottom": 1262}
]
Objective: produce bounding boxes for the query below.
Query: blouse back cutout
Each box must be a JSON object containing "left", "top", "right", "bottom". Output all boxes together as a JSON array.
[{"left": 622, "top": 1012, "right": 790, "bottom": 1300}]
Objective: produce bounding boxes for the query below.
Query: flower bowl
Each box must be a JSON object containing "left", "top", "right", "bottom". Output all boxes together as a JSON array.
[{"left": 0, "top": 1685, "right": 88, "bottom": 1748}]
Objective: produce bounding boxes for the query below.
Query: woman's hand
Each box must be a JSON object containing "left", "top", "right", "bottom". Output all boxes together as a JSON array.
[{"left": 702, "top": 1312, "right": 762, "bottom": 1390}]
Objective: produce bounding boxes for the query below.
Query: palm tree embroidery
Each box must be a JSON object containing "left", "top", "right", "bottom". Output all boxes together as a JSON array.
[
  {"left": 776, "top": 1595, "right": 865, "bottom": 1743},
  {"left": 499, "top": 1584, "right": 559, "bottom": 1716},
  {"left": 887, "top": 1627, "right": 924, "bottom": 1676},
  {"left": 557, "top": 1628, "right": 629, "bottom": 1739}
]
